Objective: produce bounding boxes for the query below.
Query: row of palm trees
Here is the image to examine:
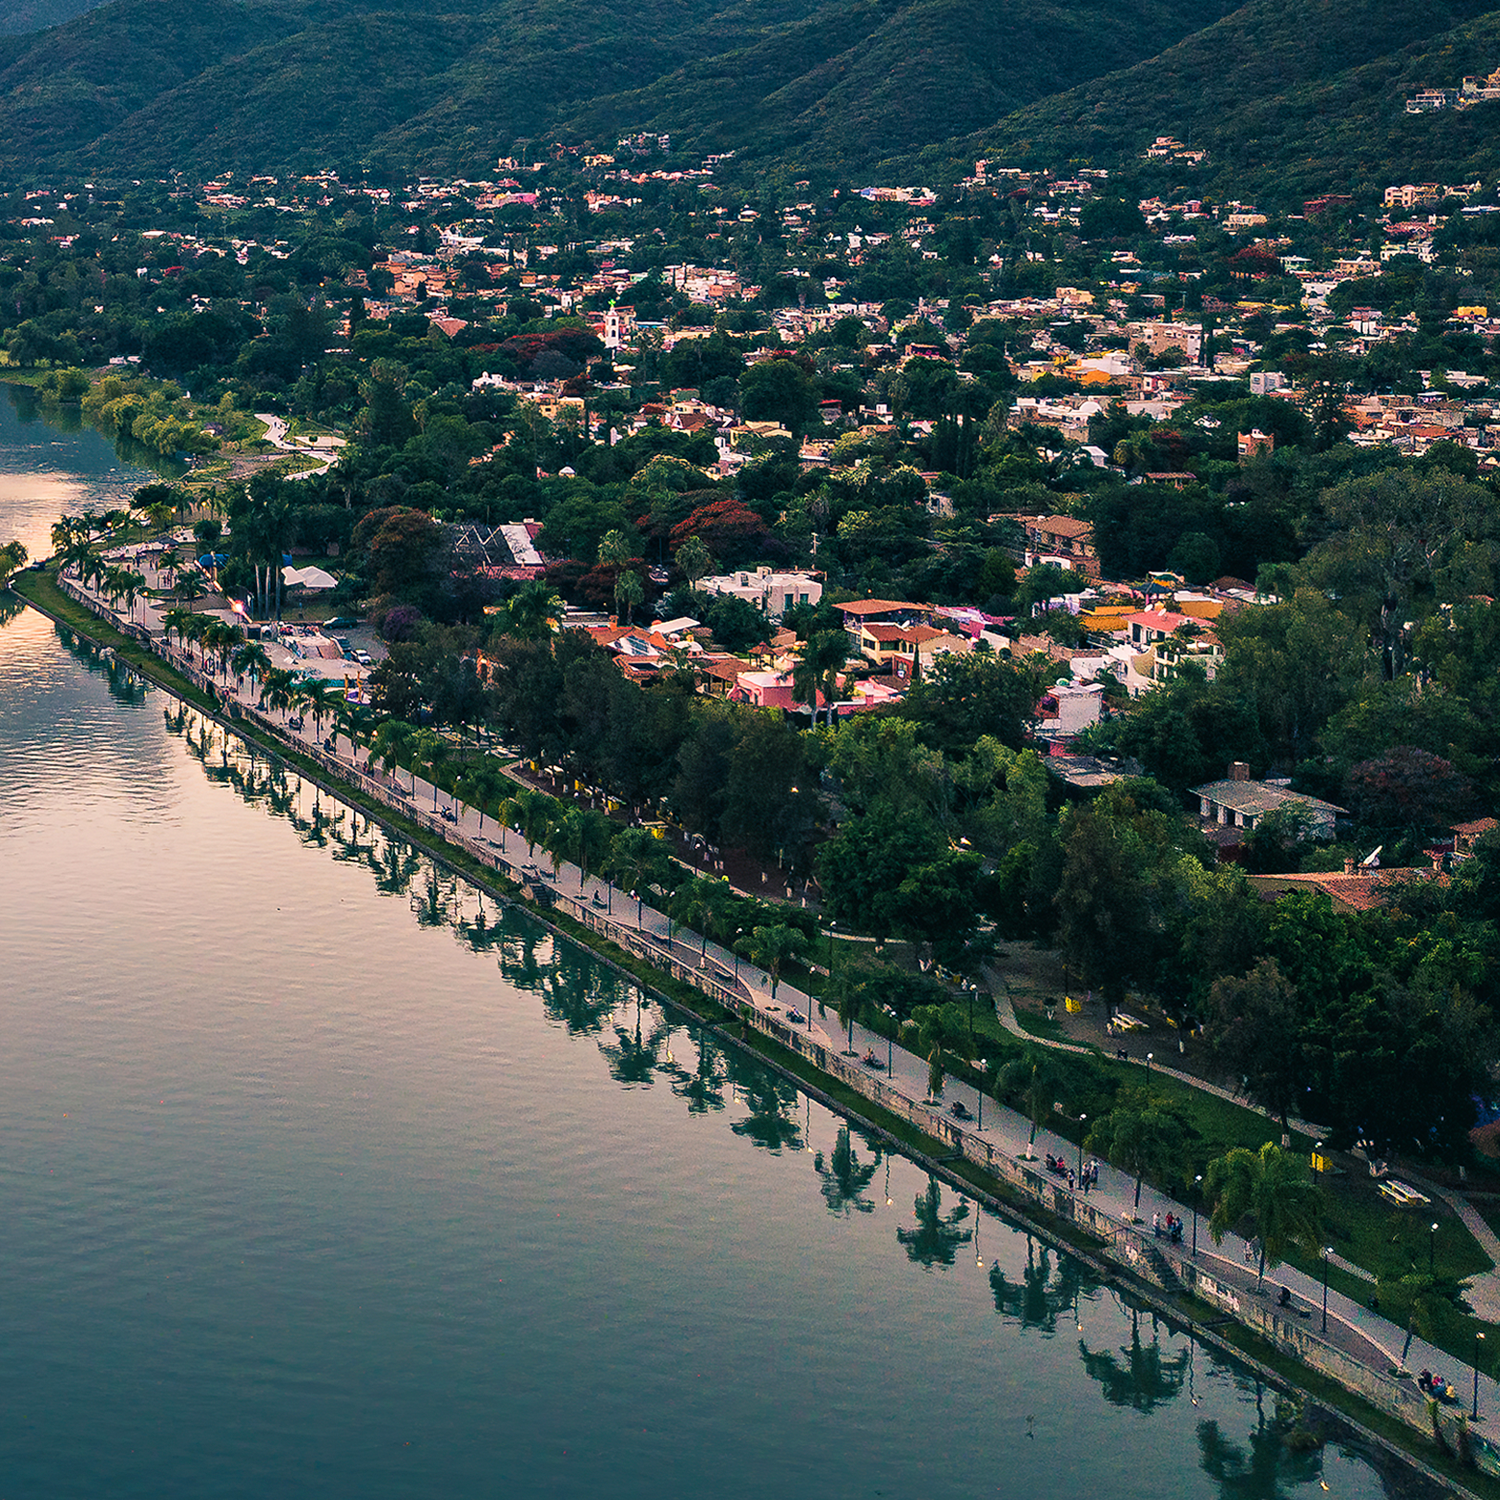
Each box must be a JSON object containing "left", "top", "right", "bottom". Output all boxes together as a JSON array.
[{"left": 336, "top": 720, "right": 815, "bottom": 994}]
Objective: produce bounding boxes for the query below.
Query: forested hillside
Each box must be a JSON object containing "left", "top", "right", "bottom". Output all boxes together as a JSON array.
[
  {"left": 0, "top": 0, "right": 1238, "bottom": 178},
  {"left": 951, "top": 0, "right": 1500, "bottom": 202},
  {"left": 0, "top": 0, "right": 109, "bottom": 35}
]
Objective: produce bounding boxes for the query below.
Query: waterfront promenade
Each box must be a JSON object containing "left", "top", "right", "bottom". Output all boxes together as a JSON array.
[{"left": 44, "top": 570, "right": 1500, "bottom": 1471}]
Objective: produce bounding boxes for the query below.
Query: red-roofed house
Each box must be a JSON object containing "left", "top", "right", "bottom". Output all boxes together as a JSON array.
[{"left": 1025, "top": 515, "right": 1099, "bottom": 578}]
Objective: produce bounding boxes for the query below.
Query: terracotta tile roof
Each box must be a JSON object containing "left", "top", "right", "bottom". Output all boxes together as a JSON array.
[
  {"left": 834, "top": 599, "right": 925, "bottom": 616},
  {"left": 1029, "top": 514, "right": 1093, "bottom": 539},
  {"left": 1248, "top": 869, "right": 1440, "bottom": 912},
  {"left": 1453, "top": 817, "right": 1499, "bottom": 837}
]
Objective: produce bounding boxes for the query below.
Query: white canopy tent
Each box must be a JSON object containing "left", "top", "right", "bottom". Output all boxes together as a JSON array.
[{"left": 282, "top": 565, "right": 338, "bottom": 590}]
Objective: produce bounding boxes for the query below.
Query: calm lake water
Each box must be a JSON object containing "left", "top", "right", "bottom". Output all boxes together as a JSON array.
[
  {"left": 0, "top": 381, "right": 168, "bottom": 565},
  {"left": 0, "top": 410, "right": 1408, "bottom": 1499}
]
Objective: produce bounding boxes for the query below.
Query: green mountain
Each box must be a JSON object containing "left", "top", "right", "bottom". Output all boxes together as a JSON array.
[
  {"left": 0, "top": 0, "right": 111, "bottom": 37},
  {"left": 953, "top": 0, "right": 1500, "bottom": 202},
  {"left": 556, "top": 0, "right": 1245, "bottom": 173},
  {"left": 0, "top": 0, "right": 1238, "bottom": 179}
]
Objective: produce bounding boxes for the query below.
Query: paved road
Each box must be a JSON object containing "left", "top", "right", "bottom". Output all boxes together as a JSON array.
[{"left": 254, "top": 413, "right": 342, "bottom": 479}]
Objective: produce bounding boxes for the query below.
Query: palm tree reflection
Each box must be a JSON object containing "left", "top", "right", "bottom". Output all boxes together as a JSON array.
[
  {"left": 540, "top": 944, "right": 620, "bottom": 1035},
  {"left": 1079, "top": 1308, "right": 1190, "bottom": 1413},
  {"left": 411, "top": 865, "right": 457, "bottom": 927},
  {"left": 666, "top": 1033, "right": 728, "bottom": 1115},
  {"left": 365, "top": 835, "right": 421, "bottom": 897},
  {"left": 1196, "top": 1406, "right": 1322, "bottom": 1500},
  {"left": 897, "top": 1179, "right": 973, "bottom": 1268},
  {"left": 598, "top": 994, "right": 672, "bottom": 1088},
  {"left": 729, "top": 1069, "right": 803, "bottom": 1152},
  {"left": 988, "top": 1241, "right": 1093, "bottom": 1332},
  {"left": 815, "top": 1126, "right": 880, "bottom": 1216}
]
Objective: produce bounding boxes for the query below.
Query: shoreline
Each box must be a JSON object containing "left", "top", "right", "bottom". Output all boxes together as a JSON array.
[{"left": 7, "top": 566, "right": 1492, "bottom": 1500}]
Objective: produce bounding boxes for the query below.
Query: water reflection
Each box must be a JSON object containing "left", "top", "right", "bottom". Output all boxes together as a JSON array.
[
  {"left": 665, "top": 1031, "right": 728, "bottom": 1115},
  {"left": 815, "top": 1125, "right": 880, "bottom": 1216},
  {"left": 729, "top": 1070, "right": 804, "bottom": 1152},
  {"left": 897, "top": 1179, "right": 973, "bottom": 1268},
  {"left": 1080, "top": 1307, "right": 1190, "bottom": 1413},
  {"left": 539, "top": 943, "right": 621, "bottom": 1035},
  {"left": 0, "top": 589, "right": 27, "bottom": 630},
  {"left": 989, "top": 1240, "right": 1093, "bottom": 1333},
  {"left": 599, "top": 994, "right": 673, "bottom": 1088},
  {"left": 410, "top": 866, "right": 459, "bottom": 927},
  {"left": 54, "top": 623, "right": 149, "bottom": 705},
  {"left": 1197, "top": 1409, "right": 1323, "bottom": 1500},
  {"left": 4, "top": 381, "right": 186, "bottom": 480}
]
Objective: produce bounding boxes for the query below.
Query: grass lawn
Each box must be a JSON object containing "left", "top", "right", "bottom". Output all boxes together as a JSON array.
[{"left": 1012, "top": 1008, "right": 1080, "bottom": 1045}]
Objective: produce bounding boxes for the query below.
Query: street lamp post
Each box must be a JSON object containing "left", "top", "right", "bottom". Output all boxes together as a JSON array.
[
  {"left": 1475, "top": 1331, "right": 1485, "bottom": 1421},
  {"left": 1077, "top": 1114, "right": 1086, "bottom": 1181},
  {"left": 1431, "top": 1220, "right": 1439, "bottom": 1275},
  {"left": 1145, "top": 1051, "right": 1154, "bottom": 1083},
  {"left": 1321, "top": 1246, "right": 1332, "bottom": 1333},
  {"left": 1193, "top": 1174, "right": 1203, "bottom": 1256}
]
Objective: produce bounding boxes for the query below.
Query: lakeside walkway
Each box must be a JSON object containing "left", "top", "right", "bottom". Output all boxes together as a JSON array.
[{"left": 47, "top": 572, "right": 1500, "bottom": 1452}]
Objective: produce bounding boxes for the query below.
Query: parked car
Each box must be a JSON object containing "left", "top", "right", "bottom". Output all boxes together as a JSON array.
[{"left": 323, "top": 615, "right": 358, "bottom": 629}]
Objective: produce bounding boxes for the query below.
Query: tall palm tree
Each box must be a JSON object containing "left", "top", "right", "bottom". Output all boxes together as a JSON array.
[
  {"left": 1205, "top": 1141, "right": 1323, "bottom": 1285},
  {"left": 455, "top": 758, "right": 511, "bottom": 830},
  {"left": 231, "top": 639, "right": 272, "bottom": 696},
  {"left": 181, "top": 612, "right": 211, "bottom": 664},
  {"left": 299, "top": 677, "right": 337, "bottom": 740},
  {"left": 101, "top": 565, "right": 145, "bottom": 622},
  {"left": 369, "top": 718, "right": 419, "bottom": 790},
  {"left": 792, "top": 629, "right": 848, "bottom": 726},
  {"left": 501, "top": 579, "right": 564, "bottom": 641},
  {"left": 551, "top": 806, "right": 615, "bottom": 891},
  {"left": 614, "top": 569, "right": 645, "bottom": 628},
  {"left": 736, "top": 923, "right": 806, "bottom": 1001},
  {"left": 597, "top": 529, "right": 633, "bottom": 568},
  {"left": 604, "top": 824, "right": 671, "bottom": 927},
  {"left": 501, "top": 786, "right": 559, "bottom": 859},
  {"left": 672, "top": 878, "right": 736, "bottom": 959},
  {"left": 334, "top": 699, "right": 378, "bottom": 760},
  {"left": 676, "top": 532, "right": 713, "bottom": 587},
  {"left": 259, "top": 666, "right": 300, "bottom": 721},
  {"left": 57, "top": 535, "right": 94, "bottom": 581},
  {"left": 409, "top": 728, "right": 450, "bottom": 808},
  {"left": 201, "top": 620, "right": 243, "bottom": 678},
  {"left": 161, "top": 607, "right": 194, "bottom": 654},
  {"left": 999, "top": 1046, "right": 1069, "bottom": 1158}
]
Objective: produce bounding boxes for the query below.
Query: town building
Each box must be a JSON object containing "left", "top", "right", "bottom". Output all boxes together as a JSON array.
[{"left": 696, "top": 567, "right": 822, "bottom": 619}]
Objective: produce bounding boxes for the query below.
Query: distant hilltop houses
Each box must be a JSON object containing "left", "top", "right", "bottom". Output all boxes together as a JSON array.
[
  {"left": 1142, "top": 135, "right": 1208, "bottom": 165},
  {"left": 1406, "top": 67, "right": 1500, "bottom": 112}
]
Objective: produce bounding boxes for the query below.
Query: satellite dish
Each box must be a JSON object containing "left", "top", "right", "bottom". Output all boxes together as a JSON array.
[{"left": 1361, "top": 845, "right": 1383, "bottom": 868}]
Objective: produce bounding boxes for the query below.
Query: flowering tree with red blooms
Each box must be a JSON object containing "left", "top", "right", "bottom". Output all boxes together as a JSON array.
[{"left": 670, "top": 498, "right": 770, "bottom": 567}]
